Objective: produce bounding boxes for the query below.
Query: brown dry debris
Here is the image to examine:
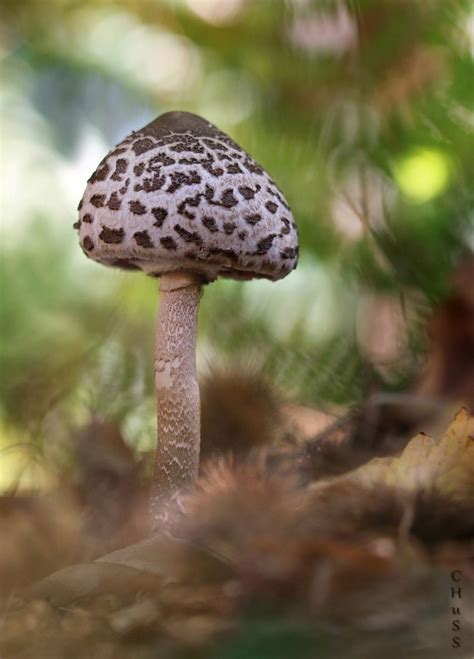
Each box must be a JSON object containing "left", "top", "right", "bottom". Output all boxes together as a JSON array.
[
  {"left": 417, "top": 257, "right": 474, "bottom": 408},
  {"left": 199, "top": 364, "right": 283, "bottom": 462},
  {"left": 0, "top": 410, "right": 473, "bottom": 657}
]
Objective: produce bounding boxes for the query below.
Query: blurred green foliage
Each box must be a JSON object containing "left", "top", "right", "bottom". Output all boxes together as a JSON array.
[
  {"left": 211, "top": 618, "right": 324, "bottom": 659},
  {"left": 0, "top": 0, "right": 472, "bottom": 481}
]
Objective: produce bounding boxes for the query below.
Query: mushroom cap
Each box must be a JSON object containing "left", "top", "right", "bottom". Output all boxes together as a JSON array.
[{"left": 76, "top": 111, "right": 298, "bottom": 282}]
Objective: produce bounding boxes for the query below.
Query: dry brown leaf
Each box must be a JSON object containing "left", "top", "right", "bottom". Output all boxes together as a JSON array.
[
  {"left": 26, "top": 535, "right": 179, "bottom": 607},
  {"left": 26, "top": 562, "right": 162, "bottom": 607},
  {"left": 350, "top": 408, "right": 474, "bottom": 501}
]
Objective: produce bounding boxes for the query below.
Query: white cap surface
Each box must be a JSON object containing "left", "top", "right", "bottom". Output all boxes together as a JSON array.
[{"left": 76, "top": 112, "right": 298, "bottom": 282}]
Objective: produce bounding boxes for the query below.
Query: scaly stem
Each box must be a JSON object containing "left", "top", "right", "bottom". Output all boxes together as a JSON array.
[{"left": 150, "top": 272, "right": 202, "bottom": 530}]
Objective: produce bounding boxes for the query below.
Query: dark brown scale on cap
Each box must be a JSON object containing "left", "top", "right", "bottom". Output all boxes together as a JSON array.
[
  {"left": 204, "top": 185, "right": 215, "bottom": 202},
  {"left": 90, "top": 194, "right": 106, "bottom": 208},
  {"left": 238, "top": 185, "right": 260, "bottom": 200},
  {"left": 200, "top": 156, "right": 225, "bottom": 177},
  {"left": 202, "top": 216, "right": 218, "bottom": 232},
  {"left": 254, "top": 234, "right": 276, "bottom": 255},
  {"left": 148, "top": 152, "right": 176, "bottom": 168},
  {"left": 215, "top": 152, "right": 232, "bottom": 162},
  {"left": 280, "top": 217, "right": 291, "bottom": 234},
  {"left": 107, "top": 192, "right": 122, "bottom": 211},
  {"left": 99, "top": 226, "right": 125, "bottom": 244},
  {"left": 152, "top": 207, "right": 168, "bottom": 227},
  {"left": 88, "top": 161, "right": 110, "bottom": 184},
  {"left": 111, "top": 146, "right": 127, "bottom": 156},
  {"left": 76, "top": 110, "right": 298, "bottom": 281},
  {"left": 160, "top": 236, "right": 177, "bottom": 250},
  {"left": 267, "top": 185, "right": 292, "bottom": 211},
  {"left": 134, "top": 230, "right": 153, "bottom": 248},
  {"left": 169, "top": 140, "right": 205, "bottom": 155},
  {"left": 245, "top": 213, "right": 261, "bottom": 226},
  {"left": 129, "top": 200, "right": 147, "bottom": 215},
  {"left": 177, "top": 192, "right": 202, "bottom": 219},
  {"left": 243, "top": 159, "right": 263, "bottom": 175},
  {"left": 205, "top": 186, "right": 238, "bottom": 208},
  {"left": 167, "top": 171, "right": 201, "bottom": 194},
  {"left": 174, "top": 225, "right": 203, "bottom": 245},
  {"left": 135, "top": 173, "right": 166, "bottom": 193},
  {"left": 220, "top": 189, "right": 238, "bottom": 208},
  {"left": 223, "top": 221, "right": 236, "bottom": 235},
  {"left": 83, "top": 236, "right": 94, "bottom": 251},
  {"left": 132, "top": 138, "right": 155, "bottom": 155},
  {"left": 179, "top": 156, "right": 200, "bottom": 165},
  {"left": 203, "top": 138, "right": 228, "bottom": 151},
  {"left": 119, "top": 178, "right": 130, "bottom": 194},
  {"left": 111, "top": 159, "right": 127, "bottom": 181}
]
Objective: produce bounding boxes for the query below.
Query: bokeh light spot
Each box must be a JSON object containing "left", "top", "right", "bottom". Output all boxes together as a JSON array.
[
  {"left": 394, "top": 148, "right": 450, "bottom": 203},
  {"left": 186, "top": 0, "right": 244, "bottom": 25}
]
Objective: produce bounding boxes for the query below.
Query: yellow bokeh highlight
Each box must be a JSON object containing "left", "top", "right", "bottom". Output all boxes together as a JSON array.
[
  {"left": 0, "top": 425, "right": 57, "bottom": 492},
  {"left": 394, "top": 148, "right": 451, "bottom": 203}
]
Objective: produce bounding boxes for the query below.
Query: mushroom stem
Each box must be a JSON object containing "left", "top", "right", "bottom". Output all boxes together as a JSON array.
[{"left": 150, "top": 272, "right": 202, "bottom": 530}]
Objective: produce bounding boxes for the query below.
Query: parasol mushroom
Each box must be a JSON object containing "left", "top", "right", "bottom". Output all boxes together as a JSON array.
[{"left": 75, "top": 111, "right": 299, "bottom": 529}]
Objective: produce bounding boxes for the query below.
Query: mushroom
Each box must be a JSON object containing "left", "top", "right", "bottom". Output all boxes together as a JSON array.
[{"left": 75, "top": 111, "right": 299, "bottom": 529}]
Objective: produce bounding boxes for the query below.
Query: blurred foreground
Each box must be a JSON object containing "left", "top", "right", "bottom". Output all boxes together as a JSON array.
[
  {"left": 1, "top": 406, "right": 473, "bottom": 658},
  {"left": 1, "top": 0, "right": 473, "bottom": 490}
]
